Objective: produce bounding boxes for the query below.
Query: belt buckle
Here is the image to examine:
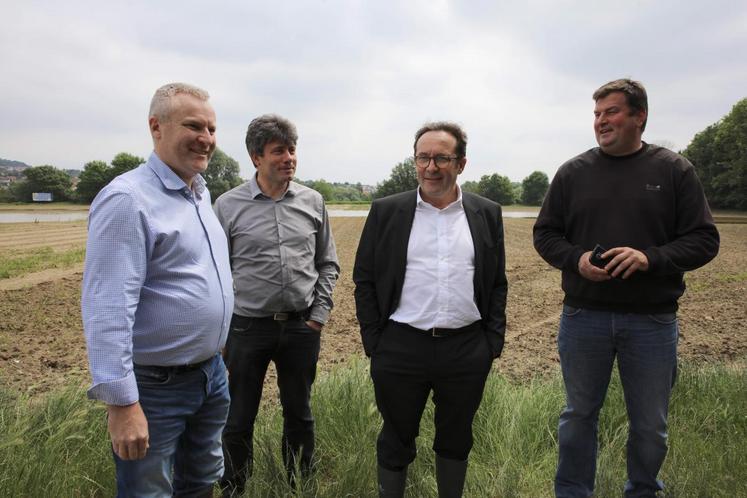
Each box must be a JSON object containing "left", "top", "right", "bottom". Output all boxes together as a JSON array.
[
  {"left": 273, "top": 312, "right": 290, "bottom": 321},
  {"left": 431, "top": 327, "right": 446, "bottom": 338}
]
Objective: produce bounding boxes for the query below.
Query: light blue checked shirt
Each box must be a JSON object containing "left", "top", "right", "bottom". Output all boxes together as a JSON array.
[{"left": 82, "top": 152, "right": 234, "bottom": 406}]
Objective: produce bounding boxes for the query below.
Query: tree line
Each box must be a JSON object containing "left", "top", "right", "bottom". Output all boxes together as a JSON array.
[
  {"left": 0, "top": 149, "right": 245, "bottom": 204},
  {"left": 373, "top": 157, "right": 549, "bottom": 206},
  {"left": 682, "top": 98, "right": 747, "bottom": 210},
  {"left": 3, "top": 96, "right": 745, "bottom": 209}
]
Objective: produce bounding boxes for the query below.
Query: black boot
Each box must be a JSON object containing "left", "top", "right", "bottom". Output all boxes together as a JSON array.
[
  {"left": 435, "top": 455, "right": 468, "bottom": 498},
  {"left": 378, "top": 464, "right": 407, "bottom": 498}
]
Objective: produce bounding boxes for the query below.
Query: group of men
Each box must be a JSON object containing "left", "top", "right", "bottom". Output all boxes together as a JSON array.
[{"left": 82, "top": 78, "right": 718, "bottom": 498}]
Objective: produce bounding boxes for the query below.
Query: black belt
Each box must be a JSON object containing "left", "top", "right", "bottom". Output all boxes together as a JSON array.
[
  {"left": 134, "top": 354, "right": 214, "bottom": 374},
  {"left": 393, "top": 320, "right": 481, "bottom": 338},
  {"left": 235, "top": 309, "right": 309, "bottom": 324}
]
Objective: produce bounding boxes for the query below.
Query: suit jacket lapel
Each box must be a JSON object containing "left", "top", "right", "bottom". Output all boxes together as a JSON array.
[
  {"left": 463, "top": 194, "right": 487, "bottom": 303},
  {"left": 393, "top": 191, "right": 418, "bottom": 300}
]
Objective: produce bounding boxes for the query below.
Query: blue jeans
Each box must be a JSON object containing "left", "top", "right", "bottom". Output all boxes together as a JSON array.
[
  {"left": 114, "top": 353, "right": 230, "bottom": 498},
  {"left": 555, "top": 306, "right": 678, "bottom": 498}
]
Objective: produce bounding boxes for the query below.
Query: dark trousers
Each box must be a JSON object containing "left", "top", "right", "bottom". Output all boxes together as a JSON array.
[
  {"left": 370, "top": 320, "right": 493, "bottom": 471},
  {"left": 220, "top": 313, "right": 321, "bottom": 492}
]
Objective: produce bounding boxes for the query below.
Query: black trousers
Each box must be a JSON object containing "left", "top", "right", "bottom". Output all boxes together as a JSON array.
[
  {"left": 370, "top": 320, "right": 493, "bottom": 471},
  {"left": 220, "top": 313, "right": 321, "bottom": 491}
]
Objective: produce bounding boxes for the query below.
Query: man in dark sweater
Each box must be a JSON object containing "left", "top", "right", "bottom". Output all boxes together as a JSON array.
[{"left": 533, "top": 79, "right": 719, "bottom": 498}]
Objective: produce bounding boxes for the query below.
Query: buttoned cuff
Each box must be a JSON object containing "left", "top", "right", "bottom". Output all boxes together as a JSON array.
[{"left": 87, "top": 371, "right": 139, "bottom": 406}]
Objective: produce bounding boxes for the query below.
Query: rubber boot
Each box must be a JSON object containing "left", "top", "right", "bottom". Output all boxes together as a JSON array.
[
  {"left": 435, "top": 455, "right": 468, "bottom": 498},
  {"left": 378, "top": 464, "right": 407, "bottom": 498}
]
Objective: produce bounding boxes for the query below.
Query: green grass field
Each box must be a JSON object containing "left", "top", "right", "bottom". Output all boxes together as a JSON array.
[{"left": 1, "top": 360, "right": 744, "bottom": 497}]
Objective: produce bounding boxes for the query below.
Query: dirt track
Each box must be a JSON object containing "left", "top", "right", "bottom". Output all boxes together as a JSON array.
[{"left": 1, "top": 218, "right": 746, "bottom": 396}]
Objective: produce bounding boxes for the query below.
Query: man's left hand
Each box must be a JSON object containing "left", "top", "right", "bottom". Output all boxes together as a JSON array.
[
  {"left": 602, "top": 247, "right": 649, "bottom": 279},
  {"left": 306, "top": 320, "right": 323, "bottom": 332}
]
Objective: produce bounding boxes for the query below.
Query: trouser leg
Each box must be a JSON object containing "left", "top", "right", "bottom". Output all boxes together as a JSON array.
[
  {"left": 370, "top": 322, "right": 432, "bottom": 471},
  {"left": 616, "top": 312, "right": 678, "bottom": 498},
  {"left": 431, "top": 327, "right": 492, "bottom": 498},
  {"left": 274, "top": 319, "right": 321, "bottom": 480},
  {"left": 555, "top": 306, "right": 616, "bottom": 498},
  {"left": 220, "top": 316, "right": 276, "bottom": 495}
]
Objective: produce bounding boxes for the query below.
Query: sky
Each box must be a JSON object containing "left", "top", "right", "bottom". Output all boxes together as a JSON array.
[{"left": 1, "top": 0, "right": 746, "bottom": 185}]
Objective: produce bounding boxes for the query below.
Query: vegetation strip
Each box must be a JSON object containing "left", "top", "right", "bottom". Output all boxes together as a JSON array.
[{"left": 0, "top": 361, "right": 744, "bottom": 497}]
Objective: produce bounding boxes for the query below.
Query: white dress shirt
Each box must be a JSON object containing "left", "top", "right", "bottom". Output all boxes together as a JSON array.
[{"left": 389, "top": 187, "right": 481, "bottom": 329}]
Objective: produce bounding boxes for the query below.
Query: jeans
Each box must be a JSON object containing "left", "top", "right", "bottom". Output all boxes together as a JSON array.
[
  {"left": 114, "top": 353, "right": 230, "bottom": 498},
  {"left": 221, "top": 314, "right": 321, "bottom": 493},
  {"left": 555, "top": 306, "right": 678, "bottom": 498}
]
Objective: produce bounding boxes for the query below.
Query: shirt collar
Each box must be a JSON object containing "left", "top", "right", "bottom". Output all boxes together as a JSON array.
[
  {"left": 147, "top": 152, "right": 206, "bottom": 198},
  {"left": 416, "top": 185, "right": 464, "bottom": 211},
  {"left": 247, "top": 173, "right": 297, "bottom": 200}
]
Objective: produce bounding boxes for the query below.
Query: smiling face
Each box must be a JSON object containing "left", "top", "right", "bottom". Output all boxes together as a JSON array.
[
  {"left": 149, "top": 93, "right": 216, "bottom": 185},
  {"left": 415, "top": 130, "right": 466, "bottom": 208},
  {"left": 594, "top": 91, "right": 646, "bottom": 156},
  {"left": 252, "top": 140, "right": 297, "bottom": 191}
]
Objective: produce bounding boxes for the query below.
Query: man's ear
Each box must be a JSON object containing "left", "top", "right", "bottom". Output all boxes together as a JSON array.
[
  {"left": 149, "top": 116, "right": 161, "bottom": 140},
  {"left": 457, "top": 157, "right": 467, "bottom": 174},
  {"left": 250, "top": 152, "right": 261, "bottom": 168}
]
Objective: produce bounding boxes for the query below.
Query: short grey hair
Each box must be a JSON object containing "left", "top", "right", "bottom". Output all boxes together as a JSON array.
[
  {"left": 245, "top": 114, "right": 298, "bottom": 163},
  {"left": 149, "top": 82, "right": 210, "bottom": 121},
  {"left": 413, "top": 121, "right": 467, "bottom": 158}
]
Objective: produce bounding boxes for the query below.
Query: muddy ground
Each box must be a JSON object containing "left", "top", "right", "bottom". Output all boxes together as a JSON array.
[{"left": 0, "top": 218, "right": 745, "bottom": 397}]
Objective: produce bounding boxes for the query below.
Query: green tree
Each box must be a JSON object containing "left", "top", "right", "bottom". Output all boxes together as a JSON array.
[
  {"left": 11, "top": 165, "right": 73, "bottom": 202},
  {"left": 461, "top": 180, "right": 480, "bottom": 194},
  {"left": 683, "top": 98, "right": 747, "bottom": 210},
  {"left": 76, "top": 160, "right": 111, "bottom": 203},
  {"left": 204, "top": 148, "right": 243, "bottom": 201},
  {"left": 521, "top": 171, "right": 549, "bottom": 205},
  {"left": 477, "top": 173, "right": 515, "bottom": 205},
  {"left": 374, "top": 158, "right": 418, "bottom": 199},
  {"left": 110, "top": 152, "right": 145, "bottom": 178}
]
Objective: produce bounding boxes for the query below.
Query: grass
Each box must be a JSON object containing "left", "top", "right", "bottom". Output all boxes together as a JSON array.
[
  {"left": 0, "top": 246, "right": 86, "bottom": 279},
  {"left": 0, "top": 360, "right": 745, "bottom": 497}
]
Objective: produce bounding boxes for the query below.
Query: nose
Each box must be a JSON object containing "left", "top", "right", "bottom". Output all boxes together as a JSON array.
[{"left": 197, "top": 128, "right": 215, "bottom": 145}]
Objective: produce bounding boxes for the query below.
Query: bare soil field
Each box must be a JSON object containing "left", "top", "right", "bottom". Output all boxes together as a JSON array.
[{"left": 1, "top": 218, "right": 745, "bottom": 397}]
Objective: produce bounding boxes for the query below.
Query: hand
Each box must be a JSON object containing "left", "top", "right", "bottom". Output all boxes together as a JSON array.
[
  {"left": 305, "top": 320, "right": 323, "bottom": 332},
  {"left": 578, "top": 251, "right": 613, "bottom": 282},
  {"left": 107, "top": 402, "right": 149, "bottom": 460},
  {"left": 602, "top": 246, "right": 649, "bottom": 279}
]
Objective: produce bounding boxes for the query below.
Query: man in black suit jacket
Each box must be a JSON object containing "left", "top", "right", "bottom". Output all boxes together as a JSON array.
[{"left": 353, "top": 122, "right": 508, "bottom": 498}]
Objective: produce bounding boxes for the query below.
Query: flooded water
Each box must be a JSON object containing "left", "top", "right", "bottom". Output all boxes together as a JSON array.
[
  {"left": 0, "top": 209, "right": 537, "bottom": 223},
  {"left": 327, "top": 210, "right": 538, "bottom": 218}
]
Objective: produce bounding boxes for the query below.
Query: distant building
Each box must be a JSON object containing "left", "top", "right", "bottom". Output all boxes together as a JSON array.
[{"left": 32, "top": 192, "right": 53, "bottom": 202}]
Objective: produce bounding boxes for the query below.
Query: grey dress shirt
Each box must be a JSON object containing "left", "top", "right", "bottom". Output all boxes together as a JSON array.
[{"left": 213, "top": 174, "right": 340, "bottom": 324}]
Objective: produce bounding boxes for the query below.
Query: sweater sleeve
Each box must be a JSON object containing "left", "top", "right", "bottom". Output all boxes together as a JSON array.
[
  {"left": 644, "top": 164, "right": 719, "bottom": 275},
  {"left": 533, "top": 171, "right": 585, "bottom": 273}
]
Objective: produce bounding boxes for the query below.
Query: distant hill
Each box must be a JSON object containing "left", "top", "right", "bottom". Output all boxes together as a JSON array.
[{"left": 0, "top": 158, "right": 30, "bottom": 169}]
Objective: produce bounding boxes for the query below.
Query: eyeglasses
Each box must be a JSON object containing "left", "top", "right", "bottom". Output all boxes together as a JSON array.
[{"left": 413, "top": 154, "right": 459, "bottom": 169}]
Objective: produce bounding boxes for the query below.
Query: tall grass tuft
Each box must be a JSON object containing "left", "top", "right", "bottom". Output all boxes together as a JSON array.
[{"left": 1, "top": 360, "right": 745, "bottom": 497}]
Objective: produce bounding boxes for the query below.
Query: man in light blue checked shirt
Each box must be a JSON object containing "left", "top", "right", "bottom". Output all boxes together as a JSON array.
[{"left": 82, "top": 82, "right": 234, "bottom": 498}]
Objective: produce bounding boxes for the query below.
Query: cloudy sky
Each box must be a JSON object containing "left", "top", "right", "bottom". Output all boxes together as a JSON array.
[{"left": 1, "top": 0, "right": 745, "bottom": 185}]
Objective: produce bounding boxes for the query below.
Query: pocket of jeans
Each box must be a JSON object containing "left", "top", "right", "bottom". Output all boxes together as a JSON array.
[
  {"left": 561, "top": 304, "right": 582, "bottom": 317},
  {"left": 134, "top": 366, "right": 171, "bottom": 386},
  {"left": 647, "top": 312, "right": 677, "bottom": 325},
  {"left": 229, "top": 319, "right": 254, "bottom": 335}
]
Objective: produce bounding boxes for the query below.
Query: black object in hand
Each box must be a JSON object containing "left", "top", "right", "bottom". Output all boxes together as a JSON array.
[{"left": 590, "top": 244, "right": 610, "bottom": 269}]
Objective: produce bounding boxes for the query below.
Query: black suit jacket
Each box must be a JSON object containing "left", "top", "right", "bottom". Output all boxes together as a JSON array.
[{"left": 353, "top": 190, "right": 508, "bottom": 358}]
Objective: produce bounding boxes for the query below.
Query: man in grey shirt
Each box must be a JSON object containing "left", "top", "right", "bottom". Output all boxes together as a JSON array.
[{"left": 214, "top": 114, "right": 339, "bottom": 494}]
